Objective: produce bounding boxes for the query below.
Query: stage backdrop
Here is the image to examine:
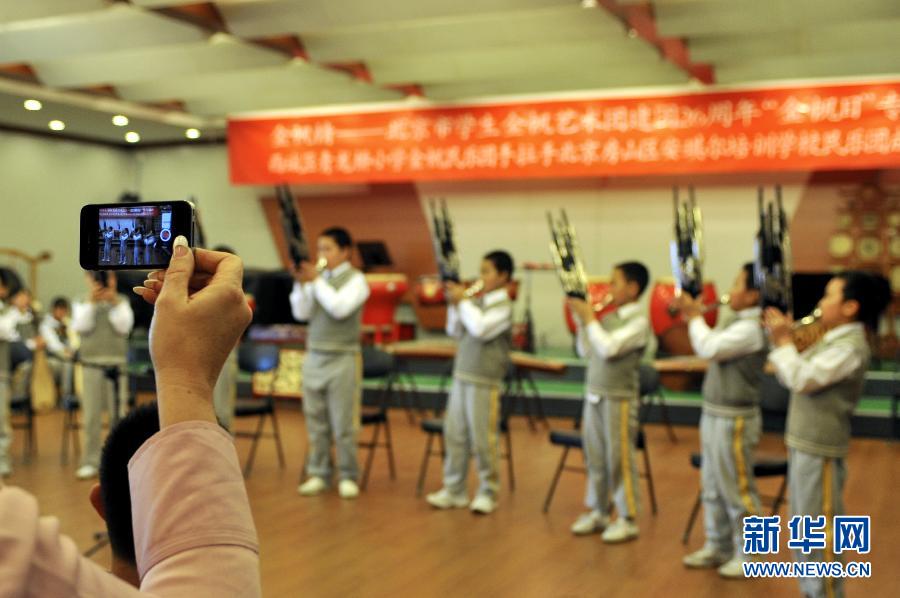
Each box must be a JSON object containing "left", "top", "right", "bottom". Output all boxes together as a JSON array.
[{"left": 229, "top": 80, "right": 900, "bottom": 184}]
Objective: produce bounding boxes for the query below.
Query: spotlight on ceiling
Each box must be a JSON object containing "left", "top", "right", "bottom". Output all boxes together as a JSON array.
[
  {"left": 185, "top": 128, "right": 201, "bottom": 140},
  {"left": 125, "top": 131, "right": 141, "bottom": 143},
  {"left": 112, "top": 114, "right": 129, "bottom": 126},
  {"left": 24, "top": 99, "right": 42, "bottom": 111},
  {"left": 48, "top": 120, "right": 65, "bottom": 131}
]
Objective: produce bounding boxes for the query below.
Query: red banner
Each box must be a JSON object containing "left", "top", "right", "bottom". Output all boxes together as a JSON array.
[{"left": 228, "top": 81, "right": 900, "bottom": 184}]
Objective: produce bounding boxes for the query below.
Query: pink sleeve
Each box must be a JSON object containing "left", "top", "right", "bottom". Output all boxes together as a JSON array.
[{"left": 128, "top": 421, "right": 260, "bottom": 597}]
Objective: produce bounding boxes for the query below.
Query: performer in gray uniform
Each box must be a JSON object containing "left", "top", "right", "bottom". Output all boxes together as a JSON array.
[
  {"left": 426, "top": 250, "right": 514, "bottom": 515},
  {"left": 118, "top": 229, "right": 130, "bottom": 266},
  {"left": 680, "top": 263, "right": 767, "bottom": 578},
  {"left": 40, "top": 296, "right": 75, "bottom": 399},
  {"left": 290, "top": 227, "right": 369, "bottom": 500},
  {"left": 102, "top": 227, "right": 114, "bottom": 264},
  {"left": 766, "top": 271, "right": 890, "bottom": 598},
  {"left": 71, "top": 272, "right": 134, "bottom": 480},
  {"left": 131, "top": 228, "right": 143, "bottom": 266},
  {"left": 567, "top": 262, "right": 650, "bottom": 543}
]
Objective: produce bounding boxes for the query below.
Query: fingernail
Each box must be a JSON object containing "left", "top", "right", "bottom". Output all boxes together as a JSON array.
[
  {"left": 132, "top": 287, "right": 146, "bottom": 296},
  {"left": 174, "top": 235, "right": 189, "bottom": 257},
  {"left": 148, "top": 270, "right": 162, "bottom": 281},
  {"left": 144, "top": 279, "right": 159, "bottom": 290}
]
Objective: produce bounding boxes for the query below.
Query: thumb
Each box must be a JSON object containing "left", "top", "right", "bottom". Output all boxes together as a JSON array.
[{"left": 159, "top": 236, "right": 194, "bottom": 302}]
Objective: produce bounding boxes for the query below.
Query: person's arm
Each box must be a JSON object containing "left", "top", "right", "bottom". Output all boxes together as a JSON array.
[
  {"left": 288, "top": 281, "right": 314, "bottom": 321},
  {"left": 769, "top": 342, "right": 862, "bottom": 395},
  {"left": 39, "top": 320, "right": 66, "bottom": 355},
  {"left": 584, "top": 316, "right": 648, "bottom": 359},
  {"left": 70, "top": 301, "right": 96, "bottom": 334},
  {"left": 445, "top": 304, "right": 464, "bottom": 339},
  {"left": 312, "top": 273, "right": 370, "bottom": 319},
  {"left": 0, "top": 309, "right": 18, "bottom": 341},
  {"left": 108, "top": 299, "right": 135, "bottom": 336},
  {"left": 457, "top": 300, "right": 512, "bottom": 341},
  {"left": 688, "top": 317, "right": 764, "bottom": 361}
]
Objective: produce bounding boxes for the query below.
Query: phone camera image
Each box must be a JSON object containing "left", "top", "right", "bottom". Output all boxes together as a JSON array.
[{"left": 97, "top": 205, "right": 175, "bottom": 267}]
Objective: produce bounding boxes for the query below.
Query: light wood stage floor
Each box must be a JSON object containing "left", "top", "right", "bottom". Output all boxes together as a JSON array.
[{"left": 6, "top": 404, "right": 899, "bottom": 597}]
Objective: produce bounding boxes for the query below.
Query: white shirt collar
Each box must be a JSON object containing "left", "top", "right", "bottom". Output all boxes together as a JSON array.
[
  {"left": 823, "top": 321, "right": 864, "bottom": 343},
  {"left": 482, "top": 287, "right": 509, "bottom": 307},
  {"left": 325, "top": 261, "right": 351, "bottom": 279},
  {"left": 615, "top": 301, "right": 642, "bottom": 319},
  {"left": 736, "top": 306, "right": 762, "bottom": 319}
]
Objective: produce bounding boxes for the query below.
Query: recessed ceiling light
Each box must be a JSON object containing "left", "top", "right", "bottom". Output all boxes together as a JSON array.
[
  {"left": 125, "top": 131, "right": 141, "bottom": 143},
  {"left": 48, "top": 120, "right": 65, "bottom": 131},
  {"left": 112, "top": 114, "right": 129, "bottom": 126},
  {"left": 24, "top": 99, "right": 42, "bottom": 111},
  {"left": 185, "top": 128, "right": 201, "bottom": 139}
]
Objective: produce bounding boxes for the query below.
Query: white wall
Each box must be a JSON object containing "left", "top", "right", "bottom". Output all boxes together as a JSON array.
[
  {"left": 133, "top": 145, "right": 280, "bottom": 269},
  {"left": 0, "top": 130, "right": 135, "bottom": 305},
  {"left": 417, "top": 174, "right": 808, "bottom": 349}
]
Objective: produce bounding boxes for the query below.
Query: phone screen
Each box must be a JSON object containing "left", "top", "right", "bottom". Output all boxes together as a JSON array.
[{"left": 80, "top": 201, "right": 194, "bottom": 270}]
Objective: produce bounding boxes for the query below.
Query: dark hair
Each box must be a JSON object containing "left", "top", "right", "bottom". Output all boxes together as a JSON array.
[
  {"left": 98, "top": 402, "right": 161, "bottom": 565},
  {"left": 742, "top": 262, "right": 759, "bottom": 292},
  {"left": 835, "top": 270, "right": 891, "bottom": 331},
  {"left": 51, "top": 296, "right": 70, "bottom": 311},
  {"left": 321, "top": 227, "right": 353, "bottom": 249},
  {"left": 484, "top": 250, "right": 514, "bottom": 279},
  {"left": 615, "top": 261, "right": 649, "bottom": 296}
]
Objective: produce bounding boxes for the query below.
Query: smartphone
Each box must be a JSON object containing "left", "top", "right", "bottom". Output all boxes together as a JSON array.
[{"left": 80, "top": 201, "right": 195, "bottom": 270}]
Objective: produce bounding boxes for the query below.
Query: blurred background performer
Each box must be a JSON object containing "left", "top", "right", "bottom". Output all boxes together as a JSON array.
[
  {"left": 291, "top": 227, "right": 369, "bottom": 499},
  {"left": 71, "top": 272, "right": 134, "bottom": 480},
  {"left": 678, "top": 263, "right": 766, "bottom": 578},
  {"left": 40, "top": 296, "right": 75, "bottom": 400}
]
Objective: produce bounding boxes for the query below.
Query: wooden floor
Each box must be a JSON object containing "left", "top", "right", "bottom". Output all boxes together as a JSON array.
[{"left": 6, "top": 404, "right": 899, "bottom": 598}]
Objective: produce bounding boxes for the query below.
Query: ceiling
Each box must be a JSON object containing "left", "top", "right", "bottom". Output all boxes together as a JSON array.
[{"left": 0, "top": 0, "right": 897, "bottom": 146}]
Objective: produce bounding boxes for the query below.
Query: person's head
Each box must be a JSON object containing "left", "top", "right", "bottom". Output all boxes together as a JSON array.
[
  {"left": 317, "top": 227, "right": 353, "bottom": 270},
  {"left": 123, "top": 228, "right": 129, "bottom": 235},
  {"left": 85, "top": 271, "right": 116, "bottom": 290},
  {"left": 11, "top": 288, "right": 31, "bottom": 311},
  {"left": 727, "top": 262, "right": 761, "bottom": 311},
  {"left": 480, "top": 250, "right": 514, "bottom": 293},
  {"left": 90, "top": 402, "right": 161, "bottom": 586},
  {"left": 51, "top": 296, "right": 70, "bottom": 321},
  {"left": 609, "top": 261, "right": 649, "bottom": 306},
  {"left": 817, "top": 270, "right": 891, "bottom": 331}
]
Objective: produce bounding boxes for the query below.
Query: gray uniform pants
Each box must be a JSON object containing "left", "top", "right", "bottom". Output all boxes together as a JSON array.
[
  {"left": 0, "top": 370, "right": 10, "bottom": 469},
  {"left": 213, "top": 348, "right": 238, "bottom": 432},
  {"left": 789, "top": 448, "right": 847, "bottom": 598},
  {"left": 699, "top": 411, "right": 762, "bottom": 560},
  {"left": 302, "top": 350, "right": 361, "bottom": 482},
  {"left": 443, "top": 377, "right": 501, "bottom": 499},
  {"left": 582, "top": 395, "right": 641, "bottom": 518},
  {"left": 80, "top": 361, "right": 129, "bottom": 469}
]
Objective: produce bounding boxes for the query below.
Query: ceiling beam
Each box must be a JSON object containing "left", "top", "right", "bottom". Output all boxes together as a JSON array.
[{"left": 595, "top": 0, "right": 714, "bottom": 84}]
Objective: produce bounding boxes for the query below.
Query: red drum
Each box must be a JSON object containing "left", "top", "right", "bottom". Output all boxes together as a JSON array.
[
  {"left": 650, "top": 279, "right": 719, "bottom": 355},
  {"left": 563, "top": 277, "right": 617, "bottom": 334},
  {"left": 363, "top": 274, "right": 409, "bottom": 344}
]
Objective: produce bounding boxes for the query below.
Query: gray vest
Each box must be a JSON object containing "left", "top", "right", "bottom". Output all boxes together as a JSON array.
[
  {"left": 586, "top": 308, "right": 647, "bottom": 399},
  {"left": 307, "top": 267, "right": 364, "bottom": 353},
  {"left": 78, "top": 299, "right": 129, "bottom": 362},
  {"left": 785, "top": 326, "right": 870, "bottom": 458},
  {"left": 453, "top": 295, "right": 512, "bottom": 386},
  {"left": 702, "top": 319, "right": 767, "bottom": 417}
]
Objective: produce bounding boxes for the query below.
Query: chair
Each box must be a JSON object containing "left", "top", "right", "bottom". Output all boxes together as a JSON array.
[
  {"left": 638, "top": 363, "right": 676, "bottom": 443},
  {"left": 10, "top": 394, "right": 36, "bottom": 462},
  {"left": 415, "top": 417, "right": 515, "bottom": 497},
  {"left": 681, "top": 453, "right": 788, "bottom": 544},
  {"left": 541, "top": 426, "right": 657, "bottom": 515},
  {"left": 234, "top": 343, "right": 286, "bottom": 478},
  {"left": 60, "top": 395, "right": 81, "bottom": 465},
  {"left": 358, "top": 346, "right": 397, "bottom": 490}
]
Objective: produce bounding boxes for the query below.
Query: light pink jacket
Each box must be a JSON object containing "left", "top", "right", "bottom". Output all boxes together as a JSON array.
[{"left": 0, "top": 422, "right": 260, "bottom": 596}]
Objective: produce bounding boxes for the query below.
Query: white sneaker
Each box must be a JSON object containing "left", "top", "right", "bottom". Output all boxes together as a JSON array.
[
  {"left": 75, "top": 465, "right": 98, "bottom": 480},
  {"left": 717, "top": 557, "right": 746, "bottom": 579},
  {"left": 469, "top": 494, "right": 496, "bottom": 515},
  {"left": 297, "top": 476, "right": 327, "bottom": 496},
  {"left": 338, "top": 479, "right": 359, "bottom": 499},
  {"left": 683, "top": 545, "right": 731, "bottom": 569},
  {"left": 0, "top": 462, "right": 11, "bottom": 478},
  {"left": 426, "top": 488, "right": 469, "bottom": 509},
  {"left": 571, "top": 510, "right": 609, "bottom": 536},
  {"left": 601, "top": 518, "right": 639, "bottom": 544}
]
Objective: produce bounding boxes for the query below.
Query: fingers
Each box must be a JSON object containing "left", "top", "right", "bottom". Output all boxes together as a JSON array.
[
  {"left": 146, "top": 271, "right": 213, "bottom": 291},
  {"left": 157, "top": 236, "right": 195, "bottom": 304}
]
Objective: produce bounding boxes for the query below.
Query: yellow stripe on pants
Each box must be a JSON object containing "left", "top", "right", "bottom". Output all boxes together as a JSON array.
[
  {"left": 823, "top": 458, "right": 835, "bottom": 598},
  {"left": 620, "top": 401, "right": 636, "bottom": 518},
  {"left": 732, "top": 416, "right": 757, "bottom": 515}
]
